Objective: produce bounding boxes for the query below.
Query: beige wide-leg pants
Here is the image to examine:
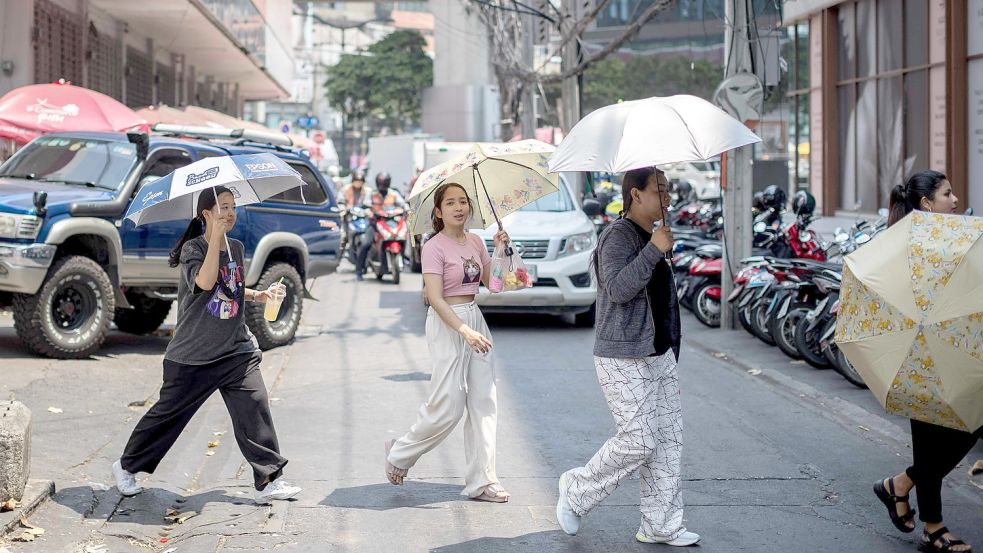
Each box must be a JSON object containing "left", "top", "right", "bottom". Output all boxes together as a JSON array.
[
  {"left": 387, "top": 302, "right": 499, "bottom": 498},
  {"left": 562, "top": 353, "right": 686, "bottom": 541}
]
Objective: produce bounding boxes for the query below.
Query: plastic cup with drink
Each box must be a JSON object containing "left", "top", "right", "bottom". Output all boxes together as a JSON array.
[{"left": 263, "top": 277, "right": 287, "bottom": 321}]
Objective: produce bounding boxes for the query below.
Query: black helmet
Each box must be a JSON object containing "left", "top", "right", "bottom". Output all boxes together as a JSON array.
[
  {"left": 375, "top": 172, "right": 391, "bottom": 188},
  {"left": 351, "top": 170, "right": 366, "bottom": 183},
  {"left": 761, "top": 185, "right": 787, "bottom": 211},
  {"left": 793, "top": 190, "right": 816, "bottom": 216},
  {"left": 753, "top": 191, "right": 766, "bottom": 211}
]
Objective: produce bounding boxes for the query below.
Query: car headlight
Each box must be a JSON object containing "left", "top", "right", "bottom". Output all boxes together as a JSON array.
[
  {"left": 0, "top": 215, "right": 16, "bottom": 239},
  {"left": 560, "top": 231, "right": 596, "bottom": 257}
]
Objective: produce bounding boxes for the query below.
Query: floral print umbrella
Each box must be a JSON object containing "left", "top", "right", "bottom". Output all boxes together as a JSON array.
[
  {"left": 835, "top": 211, "right": 983, "bottom": 432},
  {"left": 407, "top": 140, "right": 559, "bottom": 236}
]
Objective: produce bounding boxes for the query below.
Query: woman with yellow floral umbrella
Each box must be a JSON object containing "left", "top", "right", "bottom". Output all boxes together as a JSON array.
[{"left": 845, "top": 171, "right": 981, "bottom": 553}]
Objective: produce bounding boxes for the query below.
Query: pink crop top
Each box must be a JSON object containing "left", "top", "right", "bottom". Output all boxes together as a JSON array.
[{"left": 422, "top": 232, "right": 491, "bottom": 297}]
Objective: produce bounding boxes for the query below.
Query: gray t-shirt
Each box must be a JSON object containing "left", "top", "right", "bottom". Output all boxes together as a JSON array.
[{"left": 164, "top": 236, "right": 259, "bottom": 364}]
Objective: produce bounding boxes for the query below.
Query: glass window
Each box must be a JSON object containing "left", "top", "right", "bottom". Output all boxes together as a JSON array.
[
  {"left": 0, "top": 136, "right": 137, "bottom": 190},
  {"left": 838, "top": 85, "right": 857, "bottom": 210},
  {"left": 796, "top": 24, "right": 810, "bottom": 89},
  {"left": 856, "top": 81, "right": 877, "bottom": 209},
  {"left": 268, "top": 163, "right": 328, "bottom": 205},
  {"left": 877, "top": 76, "right": 904, "bottom": 209},
  {"left": 837, "top": 3, "right": 856, "bottom": 81},
  {"left": 904, "top": 69, "right": 930, "bottom": 176},
  {"left": 904, "top": 0, "right": 929, "bottom": 67},
  {"left": 795, "top": 95, "right": 810, "bottom": 190},
  {"left": 518, "top": 185, "right": 575, "bottom": 212},
  {"left": 857, "top": 0, "right": 876, "bottom": 77},
  {"left": 877, "top": 0, "right": 903, "bottom": 72}
]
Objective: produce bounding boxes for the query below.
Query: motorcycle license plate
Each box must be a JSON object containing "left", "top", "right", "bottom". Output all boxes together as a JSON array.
[{"left": 727, "top": 284, "right": 744, "bottom": 302}]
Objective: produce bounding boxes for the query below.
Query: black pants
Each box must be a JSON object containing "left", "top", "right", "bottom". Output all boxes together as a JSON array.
[
  {"left": 352, "top": 227, "right": 374, "bottom": 276},
  {"left": 120, "top": 352, "right": 287, "bottom": 491},
  {"left": 905, "top": 419, "right": 981, "bottom": 523}
]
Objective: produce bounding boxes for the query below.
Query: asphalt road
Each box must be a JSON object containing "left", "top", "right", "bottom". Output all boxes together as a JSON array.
[{"left": 1, "top": 269, "right": 980, "bottom": 552}]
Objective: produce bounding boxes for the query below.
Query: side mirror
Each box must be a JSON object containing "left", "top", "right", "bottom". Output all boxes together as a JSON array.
[
  {"left": 877, "top": 208, "right": 889, "bottom": 217},
  {"left": 582, "top": 198, "right": 603, "bottom": 217}
]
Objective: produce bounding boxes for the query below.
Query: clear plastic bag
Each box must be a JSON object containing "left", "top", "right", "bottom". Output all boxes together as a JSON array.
[{"left": 488, "top": 241, "right": 533, "bottom": 293}]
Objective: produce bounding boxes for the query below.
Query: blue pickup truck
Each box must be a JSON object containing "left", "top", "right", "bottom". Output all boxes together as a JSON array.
[{"left": 0, "top": 128, "right": 342, "bottom": 358}]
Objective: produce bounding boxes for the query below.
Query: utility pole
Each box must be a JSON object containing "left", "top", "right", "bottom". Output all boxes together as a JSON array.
[
  {"left": 559, "top": 0, "right": 583, "bottom": 203},
  {"left": 520, "top": 13, "right": 536, "bottom": 141},
  {"left": 720, "top": 0, "right": 755, "bottom": 330}
]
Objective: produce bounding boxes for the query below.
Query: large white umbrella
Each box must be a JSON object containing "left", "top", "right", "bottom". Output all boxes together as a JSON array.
[{"left": 547, "top": 95, "right": 761, "bottom": 173}]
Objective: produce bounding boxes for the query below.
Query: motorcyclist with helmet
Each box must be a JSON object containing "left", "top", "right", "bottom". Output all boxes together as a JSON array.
[
  {"left": 340, "top": 171, "right": 374, "bottom": 280},
  {"left": 371, "top": 172, "right": 408, "bottom": 218}
]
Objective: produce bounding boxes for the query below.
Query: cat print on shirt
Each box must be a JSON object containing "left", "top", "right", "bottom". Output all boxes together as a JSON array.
[
  {"left": 462, "top": 256, "right": 481, "bottom": 284},
  {"left": 207, "top": 261, "right": 242, "bottom": 320}
]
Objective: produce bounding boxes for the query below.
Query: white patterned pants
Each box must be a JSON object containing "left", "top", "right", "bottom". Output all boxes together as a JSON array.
[{"left": 563, "top": 353, "right": 685, "bottom": 540}]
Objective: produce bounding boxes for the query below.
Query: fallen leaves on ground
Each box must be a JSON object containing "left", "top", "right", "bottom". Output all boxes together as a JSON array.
[
  {"left": 164, "top": 508, "right": 198, "bottom": 524},
  {"left": 747, "top": 369, "right": 762, "bottom": 376},
  {"left": 207, "top": 440, "right": 219, "bottom": 448},
  {"left": 46, "top": 406, "right": 63, "bottom": 414},
  {"left": 1, "top": 498, "right": 20, "bottom": 512},
  {"left": 10, "top": 517, "right": 44, "bottom": 541}
]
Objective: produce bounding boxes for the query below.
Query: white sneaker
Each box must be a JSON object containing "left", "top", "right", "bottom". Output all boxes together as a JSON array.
[
  {"left": 556, "top": 473, "right": 581, "bottom": 536},
  {"left": 111, "top": 460, "right": 142, "bottom": 497},
  {"left": 255, "top": 478, "right": 301, "bottom": 505},
  {"left": 636, "top": 530, "right": 702, "bottom": 546}
]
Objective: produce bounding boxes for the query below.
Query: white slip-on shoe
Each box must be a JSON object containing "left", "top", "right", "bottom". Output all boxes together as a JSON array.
[
  {"left": 556, "top": 473, "right": 581, "bottom": 536},
  {"left": 111, "top": 460, "right": 142, "bottom": 497},
  {"left": 636, "top": 530, "right": 702, "bottom": 546},
  {"left": 255, "top": 478, "right": 302, "bottom": 505}
]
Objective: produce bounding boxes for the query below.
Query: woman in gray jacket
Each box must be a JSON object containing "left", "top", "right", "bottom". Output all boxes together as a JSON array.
[{"left": 555, "top": 167, "right": 700, "bottom": 546}]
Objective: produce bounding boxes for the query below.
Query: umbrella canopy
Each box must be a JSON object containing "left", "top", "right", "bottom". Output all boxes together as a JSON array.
[
  {"left": 181, "top": 106, "right": 269, "bottom": 131},
  {"left": 125, "top": 153, "right": 304, "bottom": 226},
  {"left": 407, "top": 140, "right": 558, "bottom": 236},
  {"left": 547, "top": 95, "right": 761, "bottom": 173},
  {"left": 137, "top": 105, "right": 205, "bottom": 127},
  {"left": 0, "top": 82, "right": 146, "bottom": 144},
  {"left": 835, "top": 211, "right": 983, "bottom": 432}
]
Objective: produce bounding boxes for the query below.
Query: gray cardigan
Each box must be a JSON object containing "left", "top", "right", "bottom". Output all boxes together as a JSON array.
[{"left": 593, "top": 218, "right": 677, "bottom": 359}]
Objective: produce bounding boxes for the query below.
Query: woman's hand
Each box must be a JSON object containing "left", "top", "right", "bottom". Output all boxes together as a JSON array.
[
  {"left": 254, "top": 282, "right": 285, "bottom": 304},
  {"left": 459, "top": 325, "right": 492, "bottom": 354},
  {"left": 202, "top": 206, "right": 231, "bottom": 238},
  {"left": 493, "top": 229, "right": 510, "bottom": 248},
  {"left": 650, "top": 225, "right": 674, "bottom": 255}
]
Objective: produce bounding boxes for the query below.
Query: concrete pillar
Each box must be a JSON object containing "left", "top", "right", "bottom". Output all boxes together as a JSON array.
[{"left": 0, "top": 401, "right": 31, "bottom": 502}]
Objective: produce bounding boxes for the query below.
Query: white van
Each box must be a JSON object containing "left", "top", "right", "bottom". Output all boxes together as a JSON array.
[{"left": 473, "top": 174, "right": 598, "bottom": 326}]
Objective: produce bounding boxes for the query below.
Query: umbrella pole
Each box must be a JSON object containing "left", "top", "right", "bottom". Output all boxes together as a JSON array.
[
  {"left": 473, "top": 166, "right": 502, "bottom": 231},
  {"left": 212, "top": 186, "right": 231, "bottom": 254}
]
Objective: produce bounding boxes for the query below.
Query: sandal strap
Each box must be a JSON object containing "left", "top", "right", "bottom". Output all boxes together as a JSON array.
[
  {"left": 927, "top": 527, "right": 952, "bottom": 542},
  {"left": 484, "top": 483, "right": 508, "bottom": 495},
  {"left": 885, "top": 479, "right": 910, "bottom": 502},
  {"left": 899, "top": 509, "right": 916, "bottom": 522}
]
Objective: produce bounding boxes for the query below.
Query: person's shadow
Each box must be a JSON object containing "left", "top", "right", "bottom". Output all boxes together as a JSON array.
[
  {"left": 320, "top": 482, "right": 465, "bottom": 511},
  {"left": 428, "top": 531, "right": 588, "bottom": 553}
]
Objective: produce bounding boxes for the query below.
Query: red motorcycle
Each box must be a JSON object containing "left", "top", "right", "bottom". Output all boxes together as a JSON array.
[{"left": 367, "top": 206, "right": 408, "bottom": 284}]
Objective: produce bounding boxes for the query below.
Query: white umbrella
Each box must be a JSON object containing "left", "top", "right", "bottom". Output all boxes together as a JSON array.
[{"left": 547, "top": 95, "right": 761, "bottom": 173}]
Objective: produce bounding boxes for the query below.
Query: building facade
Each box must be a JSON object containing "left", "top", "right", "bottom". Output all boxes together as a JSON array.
[
  {"left": 0, "top": 0, "right": 294, "bottom": 116},
  {"left": 784, "top": 0, "right": 976, "bottom": 215}
]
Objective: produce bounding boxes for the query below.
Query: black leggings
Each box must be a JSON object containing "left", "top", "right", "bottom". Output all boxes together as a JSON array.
[
  {"left": 120, "top": 351, "right": 287, "bottom": 490},
  {"left": 905, "top": 419, "right": 981, "bottom": 523}
]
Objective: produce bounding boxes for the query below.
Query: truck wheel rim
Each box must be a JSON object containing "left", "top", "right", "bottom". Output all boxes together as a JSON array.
[{"left": 52, "top": 284, "right": 95, "bottom": 332}]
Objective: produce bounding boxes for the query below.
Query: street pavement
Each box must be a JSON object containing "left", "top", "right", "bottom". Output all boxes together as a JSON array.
[{"left": 0, "top": 268, "right": 981, "bottom": 553}]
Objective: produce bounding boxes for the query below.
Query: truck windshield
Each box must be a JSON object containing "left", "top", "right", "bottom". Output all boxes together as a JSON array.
[{"left": 0, "top": 136, "right": 137, "bottom": 190}]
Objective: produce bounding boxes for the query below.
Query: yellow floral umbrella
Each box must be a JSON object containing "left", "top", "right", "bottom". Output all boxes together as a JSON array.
[
  {"left": 835, "top": 211, "right": 983, "bottom": 432},
  {"left": 407, "top": 140, "right": 559, "bottom": 236}
]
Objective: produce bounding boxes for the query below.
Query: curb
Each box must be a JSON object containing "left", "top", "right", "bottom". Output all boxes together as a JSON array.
[
  {"left": 0, "top": 479, "right": 55, "bottom": 537},
  {"left": 682, "top": 330, "right": 912, "bottom": 450}
]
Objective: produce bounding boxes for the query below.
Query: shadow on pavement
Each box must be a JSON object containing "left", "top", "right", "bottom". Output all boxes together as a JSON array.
[
  {"left": 429, "top": 530, "right": 577, "bottom": 553},
  {"left": 484, "top": 313, "right": 579, "bottom": 330},
  {"left": 320, "top": 482, "right": 465, "bottom": 511},
  {"left": 0, "top": 327, "right": 170, "bottom": 360},
  {"left": 55, "top": 485, "right": 255, "bottom": 524}
]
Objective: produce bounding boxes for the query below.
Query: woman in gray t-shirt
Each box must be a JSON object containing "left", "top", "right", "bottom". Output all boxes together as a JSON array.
[{"left": 110, "top": 186, "right": 301, "bottom": 505}]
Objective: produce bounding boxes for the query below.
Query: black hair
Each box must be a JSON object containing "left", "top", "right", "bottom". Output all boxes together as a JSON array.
[
  {"left": 888, "top": 170, "right": 948, "bottom": 227},
  {"left": 168, "top": 186, "right": 233, "bottom": 267},
  {"left": 592, "top": 166, "right": 663, "bottom": 279}
]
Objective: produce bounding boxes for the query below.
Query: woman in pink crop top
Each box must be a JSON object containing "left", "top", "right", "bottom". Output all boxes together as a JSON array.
[{"left": 385, "top": 182, "right": 512, "bottom": 503}]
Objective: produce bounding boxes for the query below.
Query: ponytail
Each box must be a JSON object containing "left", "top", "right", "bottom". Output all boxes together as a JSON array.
[
  {"left": 888, "top": 170, "right": 948, "bottom": 227},
  {"left": 169, "top": 218, "right": 204, "bottom": 267},
  {"left": 168, "top": 185, "right": 232, "bottom": 267}
]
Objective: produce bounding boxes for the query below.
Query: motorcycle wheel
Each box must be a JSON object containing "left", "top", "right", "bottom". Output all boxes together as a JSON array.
[
  {"left": 749, "top": 298, "right": 776, "bottom": 346},
  {"left": 388, "top": 251, "right": 401, "bottom": 285},
  {"left": 692, "top": 283, "right": 721, "bottom": 327},
  {"left": 793, "top": 315, "right": 832, "bottom": 369},
  {"left": 771, "top": 307, "right": 808, "bottom": 360},
  {"left": 738, "top": 302, "right": 755, "bottom": 334},
  {"left": 833, "top": 346, "right": 868, "bottom": 389}
]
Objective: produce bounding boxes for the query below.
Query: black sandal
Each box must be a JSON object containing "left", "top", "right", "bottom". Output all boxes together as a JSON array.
[
  {"left": 920, "top": 527, "right": 973, "bottom": 553},
  {"left": 873, "top": 478, "right": 916, "bottom": 533}
]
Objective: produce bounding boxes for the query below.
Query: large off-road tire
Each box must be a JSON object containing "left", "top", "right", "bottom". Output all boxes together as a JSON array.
[
  {"left": 12, "top": 255, "right": 115, "bottom": 359},
  {"left": 113, "top": 292, "right": 172, "bottom": 335},
  {"left": 245, "top": 262, "right": 303, "bottom": 350}
]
